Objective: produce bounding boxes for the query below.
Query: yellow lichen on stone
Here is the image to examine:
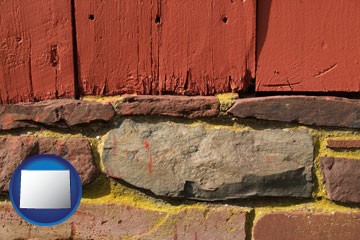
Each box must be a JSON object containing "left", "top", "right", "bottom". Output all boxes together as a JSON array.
[
  {"left": 305, "top": 128, "right": 360, "bottom": 199},
  {"left": 216, "top": 93, "right": 239, "bottom": 112},
  {"left": 81, "top": 175, "right": 205, "bottom": 213},
  {"left": 81, "top": 95, "right": 129, "bottom": 103}
]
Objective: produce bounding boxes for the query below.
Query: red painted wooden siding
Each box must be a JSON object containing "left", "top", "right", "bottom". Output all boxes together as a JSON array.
[
  {"left": 74, "top": 0, "right": 155, "bottom": 95},
  {"left": 257, "top": 0, "right": 360, "bottom": 92},
  {"left": 0, "top": 0, "right": 75, "bottom": 104},
  {"left": 158, "top": 0, "right": 256, "bottom": 95},
  {"left": 1, "top": 0, "right": 359, "bottom": 104},
  {"left": 75, "top": 0, "right": 256, "bottom": 96}
]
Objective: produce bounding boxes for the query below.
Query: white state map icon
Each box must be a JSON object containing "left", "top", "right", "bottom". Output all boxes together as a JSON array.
[{"left": 20, "top": 170, "right": 71, "bottom": 209}]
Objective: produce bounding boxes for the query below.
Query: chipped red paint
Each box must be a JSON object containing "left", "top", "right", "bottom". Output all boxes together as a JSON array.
[
  {"left": 148, "top": 156, "right": 153, "bottom": 173},
  {"left": 143, "top": 140, "right": 153, "bottom": 173},
  {"left": 143, "top": 140, "right": 150, "bottom": 150}
]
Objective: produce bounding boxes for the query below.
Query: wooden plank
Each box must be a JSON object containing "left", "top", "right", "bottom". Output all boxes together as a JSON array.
[
  {"left": 75, "top": 0, "right": 256, "bottom": 96},
  {"left": 159, "top": 0, "right": 256, "bottom": 95},
  {"left": 75, "top": 0, "right": 155, "bottom": 95},
  {"left": 257, "top": 0, "right": 360, "bottom": 92},
  {"left": 0, "top": 0, "right": 75, "bottom": 103}
]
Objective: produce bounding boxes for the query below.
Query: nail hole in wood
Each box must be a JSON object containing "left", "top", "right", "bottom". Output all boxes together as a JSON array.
[
  {"left": 89, "top": 14, "right": 95, "bottom": 20},
  {"left": 155, "top": 15, "right": 161, "bottom": 24},
  {"left": 222, "top": 17, "right": 228, "bottom": 23}
]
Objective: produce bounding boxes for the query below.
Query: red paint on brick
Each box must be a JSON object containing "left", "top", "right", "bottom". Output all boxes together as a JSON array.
[
  {"left": 257, "top": 0, "right": 360, "bottom": 92},
  {"left": 143, "top": 140, "right": 153, "bottom": 173},
  {"left": 0, "top": 0, "right": 75, "bottom": 103}
]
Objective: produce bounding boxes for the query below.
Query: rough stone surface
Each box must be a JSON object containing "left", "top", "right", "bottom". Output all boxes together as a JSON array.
[
  {"left": 253, "top": 212, "right": 360, "bottom": 240},
  {"left": 0, "top": 202, "right": 246, "bottom": 239},
  {"left": 102, "top": 119, "right": 313, "bottom": 200},
  {"left": 0, "top": 99, "right": 115, "bottom": 130},
  {"left": 327, "top": 139, "right": 360, "bottom": 149},
  {"left": 113, "top": 95, "right": 220, "bottom": 118},
  {"left": 228, "top": 96, "right": 360, "bottom": 129},
  {"left": 320, "top": 157, "right": 360, "bottom": 203},
  {"left": 0, "top": 136, "right": 98, "bottom": 192}
]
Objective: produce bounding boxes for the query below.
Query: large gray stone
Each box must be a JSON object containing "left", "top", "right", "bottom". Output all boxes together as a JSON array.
[{"left": 102, "top": 119, "right": 313, "bottom": 200}]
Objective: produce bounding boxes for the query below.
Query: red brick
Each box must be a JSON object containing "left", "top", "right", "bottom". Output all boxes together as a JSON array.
[
  {"left": 320, "top": 157, "right": 360, "bottom": 203},
  {"left": 0, "top": 202, "right": 165, "bottom": 239},
  {"left": 253, "top": 212, "right": 360, "bottom": 240},
  {"left": 327, "top": 140, "right": 360, "bottom": 149},
  {"left": 0, "top": 202, "right": 246, "bottom": 239},
  {"left": 0, "top": 136, "right": 98, "bottom": 192},
  {"left": 228, "top": 96, "right": 360, "bottom": 129},
  {"left": 113, "top": 95, "right": 220, "bottom": 118},
  {"left": 147, "top": 208, "right": 246, "bottom": 240}
]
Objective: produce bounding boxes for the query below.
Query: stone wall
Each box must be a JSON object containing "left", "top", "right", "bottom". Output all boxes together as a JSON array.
[{"left": 0, "top": 94, "right": 359, "bottom": 239}]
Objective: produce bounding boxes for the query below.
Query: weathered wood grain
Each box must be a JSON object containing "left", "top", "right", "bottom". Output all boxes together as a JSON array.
[
  {"left": 75, "top": 0, "right": 155, "bottom": 95},
  {"left": 257, "top": 0, "right": 360, "bottom": 92},
  {"left": 158, "top": 0, "right": 256, "bottom": 95},
  {"left": 0, "top": 0, "right": 75, "bottom": 103},
  {"left": 75, "top": 0, "right": 256, "bottom": 96}
]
